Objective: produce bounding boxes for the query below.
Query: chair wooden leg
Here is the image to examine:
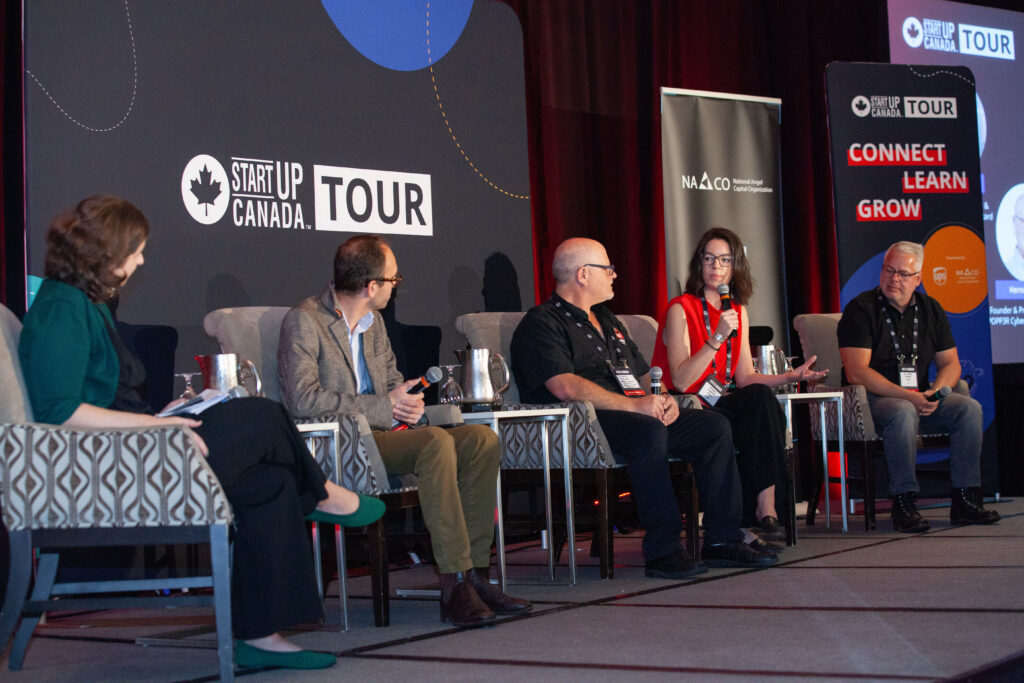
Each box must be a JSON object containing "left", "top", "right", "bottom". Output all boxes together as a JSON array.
[
  {"left": 806, "top": 440, "right": 822, "bottom": 526},
  {"left": 368, "top": 519, "right": 389, "bottom": 627},
  {"left": 784, "top": 448, "right": 797, "bottom": 546},
  {"left": 685, "top": 473, "right": 700, "bottom": 560},
  {"left": 595, "top": 469, "right": 612, "bottom": 579},
  {"left": 209, "top": 524, "right": 234, "bottom": 683},
  {"left": 8, "top": 549, "right": 59, "bottom": 669},
  {"left": 0, "top": 530, "right": 33, "bottom": 666},
  {"left": 864, "top": 444, "right": 877, "bottom": 531}
]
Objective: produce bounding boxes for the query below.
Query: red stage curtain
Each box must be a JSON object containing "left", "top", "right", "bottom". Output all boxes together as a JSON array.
[{"left": 501, "top": 0, "right": 893, "bottom": 322}]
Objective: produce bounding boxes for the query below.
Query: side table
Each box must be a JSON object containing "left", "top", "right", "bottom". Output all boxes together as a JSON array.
[
  {"left": 462, "top": 407, "right": 575, "bottom": 589},
  {"left": 775, "top": 392, "right": 848, "bottom": 533}
]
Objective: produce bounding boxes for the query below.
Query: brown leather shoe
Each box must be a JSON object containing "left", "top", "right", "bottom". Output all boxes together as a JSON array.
[
  {"left": 439, "top": 571, "right": 496, "bottom": 627},
  {"left": 468, "top": 568, "right": 533, "bottom": 615}
]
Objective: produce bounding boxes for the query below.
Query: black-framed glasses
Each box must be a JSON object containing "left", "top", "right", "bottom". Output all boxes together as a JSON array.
[
  {"left": 583, "top": 263, "right": 615, "bottom": 274},
  {"left": 702, "top": 253, "right": 734, "bottom": 267},
  {"left": 370, "top": 272, "right": 403, "bottom": 287},
  {"left": 882, "top": 265, "right": 919, "bottom": 281}
]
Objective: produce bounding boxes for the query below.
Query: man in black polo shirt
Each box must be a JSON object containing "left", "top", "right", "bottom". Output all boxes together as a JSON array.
[
  {"left": 837, "top": 240, "right": 998, "bottom": 532},
  {"left": 510, "top": 238, "right": 777, "bottom": 576}
]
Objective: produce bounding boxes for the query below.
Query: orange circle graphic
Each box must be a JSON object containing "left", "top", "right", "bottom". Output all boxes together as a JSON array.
[{"left": 922, "top": 225, "right": 987, "bottom": 314}]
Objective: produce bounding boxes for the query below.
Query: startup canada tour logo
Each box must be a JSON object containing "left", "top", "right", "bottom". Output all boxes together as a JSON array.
[
  {"left": 902, "top": 15, "right": 1014, "bottom": 61},
  {"left": 180, "top": 154, "right": 433, "bottom": 235}
]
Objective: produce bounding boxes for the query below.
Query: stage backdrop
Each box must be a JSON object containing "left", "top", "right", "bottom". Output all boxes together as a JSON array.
[
  {"left": 661, "top": 88, "right": 789, "bottom": 351},
  {"left": 825, "top": 61, "right": 998, "bottom": 492},
  {"left": 22, "top": 0, "right": 533, "bottom": 377}
]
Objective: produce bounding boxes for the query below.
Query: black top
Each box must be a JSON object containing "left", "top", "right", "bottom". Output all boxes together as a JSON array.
[
  {"left": 510, "top": 293, "right": 649, "bottom": 404},
  {"left": 836, "top": 287, "right": 956, "bottom": 391}
]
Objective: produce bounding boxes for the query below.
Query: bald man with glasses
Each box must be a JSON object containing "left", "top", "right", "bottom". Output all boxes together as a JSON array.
[{"left": 837, "top": 240, "right": 998, "bottom": 533}]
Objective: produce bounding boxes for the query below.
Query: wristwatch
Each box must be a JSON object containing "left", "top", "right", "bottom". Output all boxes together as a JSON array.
[{"left": 712, "top": 331, "right": 726, "bottom": 344}]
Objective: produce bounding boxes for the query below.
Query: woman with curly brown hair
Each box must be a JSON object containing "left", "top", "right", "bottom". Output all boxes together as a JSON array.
[
  {"left": 652, "top": 227, "right": 825, "bottom": 547},
  {"left": 19, "top": 195, "right": 384, "bottom": 670}
]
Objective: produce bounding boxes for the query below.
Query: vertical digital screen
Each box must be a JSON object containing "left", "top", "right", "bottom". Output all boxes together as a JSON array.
[{"left": 889, "top": 0, "right": 1024, "bottom": 364}]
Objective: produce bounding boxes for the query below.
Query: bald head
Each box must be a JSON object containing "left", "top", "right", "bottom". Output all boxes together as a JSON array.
[{"left": 553, "top": 238, "right": 607, "bottom": 285}]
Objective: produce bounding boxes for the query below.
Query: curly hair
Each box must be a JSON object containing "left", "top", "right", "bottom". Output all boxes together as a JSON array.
[
  {"left": 683, "top": 226, "right": 755, "bottom": 305},
  {"left": 44, "top": 195, "right": 150, "bottom": 302},
  {"left": 333, "top": 234, "right": 389, "bottom": 293}
]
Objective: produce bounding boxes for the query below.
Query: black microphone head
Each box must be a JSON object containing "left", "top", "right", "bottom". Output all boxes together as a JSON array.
[
  {"left": 424, "top": 366, "right": 443, "bottom": 384},
  {"left": 938, "top": 385, "right": 951, "bottom": 398},
  {"left": 717, "top": 284, "right": 730, "bottom": 297}
]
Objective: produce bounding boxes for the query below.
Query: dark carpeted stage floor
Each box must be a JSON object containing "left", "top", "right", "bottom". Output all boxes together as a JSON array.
[{"left": 3, "top": 498, "right": 1023, "bottom": 681}]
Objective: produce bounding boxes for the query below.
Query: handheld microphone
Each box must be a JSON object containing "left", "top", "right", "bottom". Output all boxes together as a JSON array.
[
  {"left": 717, "top": 284, "right": 737, "bottom": 338},
  {"left": 406, "top": 366, "right": 443, "bottom": 394},
  {"left": 650, "top": 366, "right": 663, "bottom": 395},
  {"left": 927, "top": 385, "right": 951, "bottom": 402},
  {"left": 393, "top": 366, "right": 444, "bottom": 431}
]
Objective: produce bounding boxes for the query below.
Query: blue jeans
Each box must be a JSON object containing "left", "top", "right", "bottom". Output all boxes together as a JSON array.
[{"left": 866, "top": 391, "right": 983, "bottom": 495}]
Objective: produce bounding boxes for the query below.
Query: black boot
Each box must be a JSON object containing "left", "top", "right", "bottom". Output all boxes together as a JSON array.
[
  {"left": 950, "top": 487, "right": 1000, "bottom": 526},
  {"left": 468, "top": 568, "right": 533, "bottom": 615},
  {"left": 891, "top": 492, "right": 930, "bottom": 533},
  {"left": 439, "top": 571, "right": 496, "bottom": 627}
]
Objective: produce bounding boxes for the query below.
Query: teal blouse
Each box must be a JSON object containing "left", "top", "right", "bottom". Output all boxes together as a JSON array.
[{"left": 18, "top": 279, "right": 119, "bottom": 424}]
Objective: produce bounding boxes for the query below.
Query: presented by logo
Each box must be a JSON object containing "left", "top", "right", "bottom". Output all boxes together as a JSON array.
[
  {"left": 182, "top": 154, "right": 230, "bottom": 224},
  {"left": 851, "top": 95, "right": 871, "bottom": 117},
  {"left": 903, "top": 16, "right": 924, "bottom": 48}
]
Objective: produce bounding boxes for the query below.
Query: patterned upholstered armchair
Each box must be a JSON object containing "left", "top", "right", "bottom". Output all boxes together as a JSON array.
[
  {"left": 793, "top": 313, "right": 967, "bottom": 530},
  {"left": 0, "top": 305, "right": 235, "bottom": 681},
  {"left": 455, "top": 312, "right": 699, "bottom": 576},
  {"left": 203, "top": 306, "right": 459, "bottom": 627}
]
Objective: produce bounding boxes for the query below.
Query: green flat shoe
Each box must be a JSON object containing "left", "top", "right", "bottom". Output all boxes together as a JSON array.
[
  {"left": 306, "top": 493, "right": 385, "bottom": 528},
  {"left": 234, "top": 640, "right": 336, "bottom": 670}
]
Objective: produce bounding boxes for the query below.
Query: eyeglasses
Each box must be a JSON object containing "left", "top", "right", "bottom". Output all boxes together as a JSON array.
[
  {"left": 702, "top": 253, "right": 734, "bottom": 267},
  {"left": 583, "top": 263, "right": 616, "bottom": 274},
  {"left": 882, "top": 265, "right": 920, "bottom": 281},
  {"left": 371, "top": 272, "right": 403, "bottom": 287}
]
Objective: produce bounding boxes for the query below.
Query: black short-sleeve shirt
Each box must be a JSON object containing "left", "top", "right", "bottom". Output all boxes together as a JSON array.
[
  {"left": 836, "top": 287, "right": 956, "bottom": 391},
  {"left": 510, "top": 294, "right": 649, "bottom": 404}
]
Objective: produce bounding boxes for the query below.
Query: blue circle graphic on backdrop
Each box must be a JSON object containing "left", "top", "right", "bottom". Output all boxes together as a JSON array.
[{"left": 321, "top": 0, "right": 474, "bottom": 71}]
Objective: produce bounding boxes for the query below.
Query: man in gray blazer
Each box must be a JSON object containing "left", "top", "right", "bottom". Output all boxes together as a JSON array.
[{"left": 278, "top": 234, "right": 530, "bottom": 627}]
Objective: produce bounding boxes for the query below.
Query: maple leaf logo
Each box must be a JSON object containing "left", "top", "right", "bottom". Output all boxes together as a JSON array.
[
  {"left": 189, "top": 165, "right": 222, "bottom": 216},
  {"left": 855, "top": 99, "right": 868, "bottom": 113},
  {"left": 907, "top": 24, "right": 919, "bottom": 39}
]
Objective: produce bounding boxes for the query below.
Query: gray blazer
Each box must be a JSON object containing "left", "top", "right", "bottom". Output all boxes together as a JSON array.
[{"left": 278, "top": 283, "right": 405, "bottom": 430}]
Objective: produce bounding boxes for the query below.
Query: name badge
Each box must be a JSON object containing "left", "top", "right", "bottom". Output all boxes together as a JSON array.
[
  {"left": 899, "top": 364, "right": 918, "bottom": 390},
  {"left": 614, "top": 367, "right": 644, "bottom": 397},
  {"left": 698, "top": 374, "right": 727, "bottom": 406}
]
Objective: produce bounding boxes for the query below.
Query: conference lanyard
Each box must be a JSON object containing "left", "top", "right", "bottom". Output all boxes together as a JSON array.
[
  {"left": 700, "top": 294, "right": 733, "bottom": 383},
  {"left": 879, "top": 292, "right": 919, "bottom": 389},
  {"left": 554, "top": 298, "right": 643, "bottom": 396}
]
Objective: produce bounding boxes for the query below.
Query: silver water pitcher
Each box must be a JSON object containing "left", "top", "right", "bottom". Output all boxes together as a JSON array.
[
  {"left": 195, "top": 353, "right": 263, "bottom": 397},
  {"left": 454, "top": 348, "right": 510, "bottom": 406}
]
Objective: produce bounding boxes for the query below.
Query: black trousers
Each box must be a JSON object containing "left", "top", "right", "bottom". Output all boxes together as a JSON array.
[
  {"left": 193, "top": 398, "right": 327, "bottom": 640},
  {"left": 596, "top": 407, "right": 743, "bottom": 561},
  {"left": 708, "top": 383, "right": 787, "bottom": 527}
]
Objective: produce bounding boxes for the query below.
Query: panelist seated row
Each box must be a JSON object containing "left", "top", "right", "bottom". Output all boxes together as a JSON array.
[
  {"left": 17, "top": 196, "right": 393, "bottom": 671},
  {"left": 509, "top": 237, "right": 781, "bottom": 577},
  {"left": 277, "top": 235, "right": 531, "bottom": 628}
]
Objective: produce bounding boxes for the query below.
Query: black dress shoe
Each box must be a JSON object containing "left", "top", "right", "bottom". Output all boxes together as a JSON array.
[
  {"left": 950, "top": 487, "right": 1000, "bottom": 526},
  {"left": 746, "top": 536, "right": 784, "bottom": 555},
  {"left": 644, "top": 548, "right": 708, "bottom": 579},
  {"left": 468, "top": 568, "right": 533, "bottom": 615},
  {"left": 891, "top": 492, "right": 930, "bottom": 533},
  {"left": 702, "top": 541, "right": 779, "bottom": 568},
  {"left": 757, "top": 515, "right": 785, "bottom": 541},
  {"left": 439, "top": 571, "right": 496, "bottom": 627}
]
